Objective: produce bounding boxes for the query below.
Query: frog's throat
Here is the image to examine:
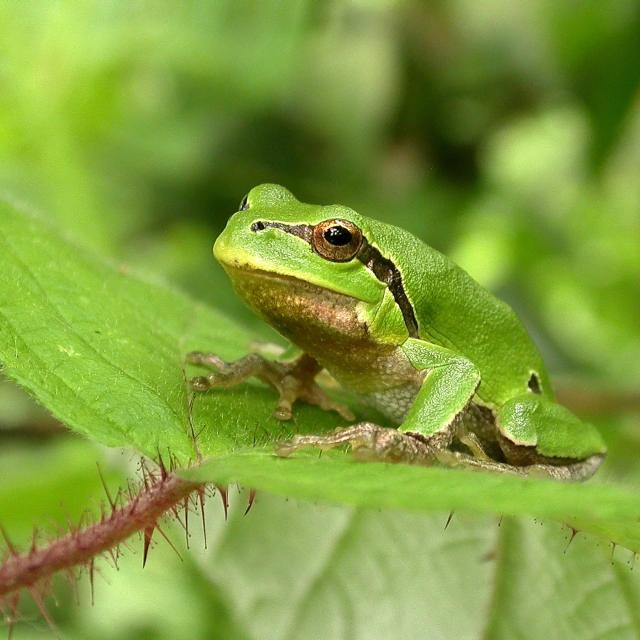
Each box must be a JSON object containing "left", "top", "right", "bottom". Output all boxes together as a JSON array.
[
  {"left": 248, "top": 221, "right": 420, "bottom": 338},
  {"left": 224, "top": 265, "right": 423, "bottom": 404},
  {"left": 223, "top": 265, "right": 380, "bottom": 353}
]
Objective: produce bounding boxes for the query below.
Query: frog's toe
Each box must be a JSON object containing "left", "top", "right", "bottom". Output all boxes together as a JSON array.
[
  {"left": 273, "top": 398, "right": 294, "bottom": 421},
  {"left": 293, "top": 377, "right": 354, "bottom": 421},
  {"left": 335, "top": 404, "right": 356, "bottom": 421},
  {"left": 186, "top": 351, "right": 223, "bottom": 368},
  {"left": 276, "top": 434, "right": 318, "bottom": 457},
  {"left": 190, "top": 375, "right": 213, "bottom": 392},
  {"left": 307, "top": 391, "right": 355, "bottom": 421}
]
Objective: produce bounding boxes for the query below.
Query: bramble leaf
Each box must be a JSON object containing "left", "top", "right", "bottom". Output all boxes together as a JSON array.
[{"left": 2, "top": 197, "right": 640, "bottom": 556}]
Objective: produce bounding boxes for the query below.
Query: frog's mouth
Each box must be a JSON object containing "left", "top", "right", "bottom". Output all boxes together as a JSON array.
[{"left": 222, "top": 263, "right": 302, "bottom": 282}]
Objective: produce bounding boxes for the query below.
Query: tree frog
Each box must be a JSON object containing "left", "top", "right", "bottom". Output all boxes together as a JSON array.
[{"left": 188, "top": 184, "right": 606, "bottom": 480}]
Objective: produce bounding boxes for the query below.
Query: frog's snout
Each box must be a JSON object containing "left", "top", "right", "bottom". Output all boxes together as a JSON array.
[{"left": 212, "top": 231, "right": 226, "bottom": 262}]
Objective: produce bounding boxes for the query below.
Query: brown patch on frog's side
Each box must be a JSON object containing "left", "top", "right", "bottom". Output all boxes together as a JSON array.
[
  {"left": 250, "top": 221, "right": 420, "bottom": 338},
  {"left": 223, "top": 266, "right": 424, "bottom": 397},
  {"left": 226, "top": 266, "right": 368, "bottom": 347}
]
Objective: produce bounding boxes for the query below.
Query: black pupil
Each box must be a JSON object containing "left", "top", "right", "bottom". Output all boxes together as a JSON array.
[{"left": 324, "top": 225, "right": 352, "bottom": 246}]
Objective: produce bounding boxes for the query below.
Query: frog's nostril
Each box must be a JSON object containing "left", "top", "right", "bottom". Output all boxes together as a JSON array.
[{"left": 251, "top": 221, "right": 266, "bottom": 232}]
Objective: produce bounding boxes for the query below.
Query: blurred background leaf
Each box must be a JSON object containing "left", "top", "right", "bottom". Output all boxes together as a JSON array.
[{"left": 1, "top": 0, "right": 639, "bottom": 638}]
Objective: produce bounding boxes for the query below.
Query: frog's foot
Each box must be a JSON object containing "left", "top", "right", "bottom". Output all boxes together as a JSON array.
[
  {"left": 434, "top": 449, "right": 605, "bottom": 481},
  {"left": 277, "top": 422, "right": 437, "bottom": 465},
  {"left": 186, "top": 352, "right": 354, "bottom": 422}
]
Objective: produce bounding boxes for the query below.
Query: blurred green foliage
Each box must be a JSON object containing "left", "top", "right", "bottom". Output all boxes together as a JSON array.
[
  {"left": 1, "top": 0, "right": 638, "bottom": 382},
  {"left": 1, "top": 1, "right": 639, "bottom": 638}
]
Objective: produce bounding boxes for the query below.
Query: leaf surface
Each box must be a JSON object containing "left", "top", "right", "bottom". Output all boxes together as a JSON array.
[{"left": 1, "top": 198, "right": 639, "bottom": 554}]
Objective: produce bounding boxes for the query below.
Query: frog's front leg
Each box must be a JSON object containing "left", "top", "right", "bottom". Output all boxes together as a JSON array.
[
  {"left": 278, "top": 338, "right": 480, "bottom": 464},
  {"left": 187, "top": 351, "right": 354, "bottom": 421}
]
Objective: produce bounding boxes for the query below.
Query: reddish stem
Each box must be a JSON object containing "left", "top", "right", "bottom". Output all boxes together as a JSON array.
[{"left": 0, "top": 473, "right": 203, "bottom": 598}]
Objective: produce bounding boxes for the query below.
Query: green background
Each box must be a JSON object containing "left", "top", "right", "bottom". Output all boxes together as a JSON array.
[{"left": 1, "top": 1, "right": 639, "bottom": 638}]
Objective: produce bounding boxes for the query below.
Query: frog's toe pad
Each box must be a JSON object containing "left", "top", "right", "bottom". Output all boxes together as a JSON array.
[{"left": 190, "top": 376, "right": 212, "bottom": 392}]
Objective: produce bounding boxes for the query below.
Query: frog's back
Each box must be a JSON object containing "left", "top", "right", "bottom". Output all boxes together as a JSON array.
[{"left": 367, "top": 218, "right": 551, "bottom": 406}]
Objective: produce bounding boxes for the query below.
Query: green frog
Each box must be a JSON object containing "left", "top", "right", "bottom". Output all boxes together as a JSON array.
[{"left": 188, "top": 184, "right": 605, "bottom": 480}]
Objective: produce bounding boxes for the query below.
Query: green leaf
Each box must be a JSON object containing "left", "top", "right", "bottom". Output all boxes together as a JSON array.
[
  {"left": 197, "top": 494, "right": 640, "bottom": 640},
  {"left": 0, "top": 438, "right": 121, "bottom": 546},
  {"left": 184, "top": 452, "right": 640, "bottom": 553},
  {"left": 2, "top": 197, "right": 640, "bottom": 555},
  {"left": 0, "top": 196, "right": 345, "bottom": 466},
  {"left": 60, "top": 492, "right": 640, "bottom": 640}
]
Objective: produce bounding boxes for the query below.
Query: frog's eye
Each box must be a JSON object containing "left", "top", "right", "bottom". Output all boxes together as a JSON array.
[
  {"left": 312, "top": 219, "right": 363, "bottom": 262},
  {"left": 239, "top": 194, "right": 250, "bottom": 211}
]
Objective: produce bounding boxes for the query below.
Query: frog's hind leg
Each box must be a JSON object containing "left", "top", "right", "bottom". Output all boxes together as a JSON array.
[
  {"left": 435, "top": 449, "right": 604, "bottom": 481},
  {"left": 187, "top": 351, "right": 354, "bottom": 421},
  {"left": 277, "top": 422, "right": 438, "bottom": 464},
  {"left": 277, "top": 423, "right": 603, "bottom": 479},
  {"left": 492, "top": 394, "right": 607, "bottom": 481},
  {"left": 278, "top": 339, "right": 481, "bottom": 465}
]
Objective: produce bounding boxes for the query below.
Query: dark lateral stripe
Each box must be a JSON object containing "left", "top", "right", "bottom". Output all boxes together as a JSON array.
[
  {"left": 356, "top": 240, "right": 420, "bottom": 337},
  {"left": 253, "top": 221, "right": 420, "bottom": 337},
  {"left": 256, "top": 221, "right": 313, "bottom": 242}
]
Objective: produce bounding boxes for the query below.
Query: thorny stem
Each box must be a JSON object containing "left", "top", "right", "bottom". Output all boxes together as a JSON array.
[{"left": 0, "top": 473, "right": 203, "bottom": 598}]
